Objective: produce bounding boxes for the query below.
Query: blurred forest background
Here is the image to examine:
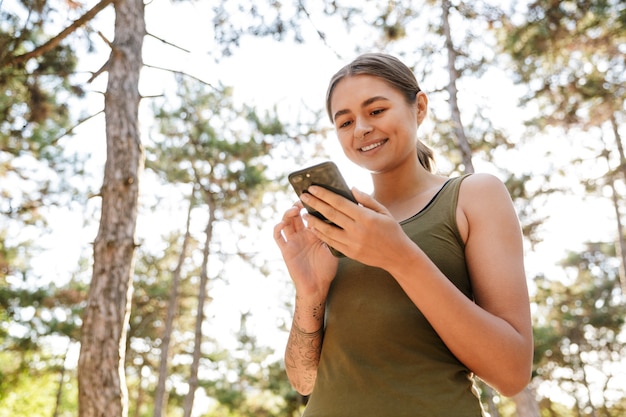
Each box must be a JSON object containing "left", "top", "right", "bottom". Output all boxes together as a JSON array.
[{"left": 1, "top": 0, "right": 625, "bottom": 416}]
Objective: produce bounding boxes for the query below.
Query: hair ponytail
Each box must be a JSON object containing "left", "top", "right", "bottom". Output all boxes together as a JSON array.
[{"left": 416, "top": 140, "right": 435, "bottom": 173}]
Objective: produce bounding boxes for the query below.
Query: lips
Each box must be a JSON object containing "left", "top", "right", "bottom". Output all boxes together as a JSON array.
[{"left": 359, "top": 139, "right": 388, "bottom": 152}]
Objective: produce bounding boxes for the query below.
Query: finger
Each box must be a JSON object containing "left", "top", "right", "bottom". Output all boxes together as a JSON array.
[
  {"left": 301, "top": 192, "right": 353, "bottom": 230},
  {"left": 276, "top": 204, "right": 305, "bottom": 241},
  {"left": 351, "top": 187, "right": 389, "bottom": 214},
  {"left": 273, "top": 221, "right": 289, "bottom": 246},
  {"left": 304, "top": 217, "right": 347, "bottom": 256},
  {"left": 306, "top": 186, "right": 357, "bottom": 221},
  {"left": 285, "top": 202, "right": 307, "bottom": 233}
]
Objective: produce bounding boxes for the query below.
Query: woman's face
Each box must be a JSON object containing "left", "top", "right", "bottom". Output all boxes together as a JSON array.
[{"left": 329, "top": 74, "right": 425, "bottom": 174}]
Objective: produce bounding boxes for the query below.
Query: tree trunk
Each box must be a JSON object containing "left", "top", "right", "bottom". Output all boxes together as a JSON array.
[
  {"left": 53, "top": 343, "right": 71, "bottom": 417},
  {"left": 77, "top": 0, "right": 145, "bottom": 415},
  {"left": 182, "top": 191, "right": 216, "bottom": 417},
  {"left": 441, "top": 0, "right": 474, "bottom": 174},
  {"left": 154, "top": 192, "right": 195, "bottom": 417},
  {"left": 606, "top": 158, "right": 626, "bottom": 296},
  {"left": 609, "top": 114, "right": 626, "bottom": 295},
  {"left": 133, "top": 374, "right": 144, "bottom": 417}
]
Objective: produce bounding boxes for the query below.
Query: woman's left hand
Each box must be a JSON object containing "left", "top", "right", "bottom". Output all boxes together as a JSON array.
[{"left": 300, "top": 186, "right": 413, "bottom": 268}]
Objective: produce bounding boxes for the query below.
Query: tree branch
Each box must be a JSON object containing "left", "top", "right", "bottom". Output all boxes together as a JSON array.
[
  {"left": 297, "top": 0, "right": 343, "bottom": 60},
  {"left": 8, "top": 0, "right": 115, "bottom": 67},
  {"left": 142, "top": 62, "right": 218, "bottom": 91},
  {"left": 51, "top": 109, "right": 105, "bottom": 146},
  {"left": 146, "top": 32, "right": 191, "bottom": 54}
]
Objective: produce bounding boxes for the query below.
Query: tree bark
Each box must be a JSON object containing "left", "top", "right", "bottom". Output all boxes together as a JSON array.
[{"left": 77, "top": 0, "right": 145, "bottom": 415}]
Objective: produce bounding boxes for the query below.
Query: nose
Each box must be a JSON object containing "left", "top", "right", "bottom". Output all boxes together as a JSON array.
[{"left": 354, "top": 118, "right": 372, "bottom": 140}]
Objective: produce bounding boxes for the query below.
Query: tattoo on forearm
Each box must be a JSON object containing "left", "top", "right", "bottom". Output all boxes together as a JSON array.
[
  {"left": 285, "top": 323, "right": 324, "bottom": 390},
  {"left": 286, "top": 299, "right": 325, "bottom": 392},
  {"left": 312, "top": 302, "right": 324, "bottom": 321},
  {"left": 294, "top": 297, "right": 324, "bottom": 324}
]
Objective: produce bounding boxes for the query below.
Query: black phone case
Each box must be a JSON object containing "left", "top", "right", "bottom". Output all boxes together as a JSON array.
[{"left": 288, "top": 161, "right": 356, "bottom": 257}]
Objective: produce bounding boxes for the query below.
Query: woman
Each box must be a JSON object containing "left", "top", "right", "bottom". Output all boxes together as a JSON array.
[{"left": 273, "top": 52, "right": 533, "bottom": 416}]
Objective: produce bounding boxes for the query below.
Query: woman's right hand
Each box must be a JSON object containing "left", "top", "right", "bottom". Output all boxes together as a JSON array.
[
  {"left": 275, "top": 201, "right": 337, "bottom": 394},
  {"left": 273, "top": 201, "right": 339, "bottom": 297}
]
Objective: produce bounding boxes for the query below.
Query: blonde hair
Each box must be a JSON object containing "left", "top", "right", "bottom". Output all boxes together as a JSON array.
[{"left": 326, "top": 53, "right": 435, "bottom": 172}]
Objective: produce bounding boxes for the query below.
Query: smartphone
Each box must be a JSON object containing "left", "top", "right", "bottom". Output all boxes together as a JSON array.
[
  {"left": 288, "top": 161, "right": 356, "bottom": 257},
  {"left": 288, "top": 161, "right": 357, "bottom": 225}
]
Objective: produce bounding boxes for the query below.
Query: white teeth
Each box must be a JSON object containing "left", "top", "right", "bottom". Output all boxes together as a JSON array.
[{"left": 360, "top": 140, "right": 385, "bottom": 152}]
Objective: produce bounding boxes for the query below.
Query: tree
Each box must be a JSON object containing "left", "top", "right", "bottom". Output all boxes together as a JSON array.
[
  {"left": 152, "top": 196, "right": 195, "bottom": 417},
  {"left": 1, "top": 0, "right": 112, "bottom": 223},
  {"left": 2, "top": 1, "right": 332, "bottom": 415},
  {"left": 124, "top": 228, "right": 200, "bottom": 417},
  {"left": 532, "top": 242, "right": 626, "bottom": 416},
  {"left": 2, "top": 0, "right": 135, "bottom": 413},
  {"left": 498, "top": 0, "right": 626, "bottom": 292},
  {"left": 76, "top": 0, "right": 145, "bottom": 415},
  {"left": 1, "top": 2, "right": 99, "bottom": 367},
  {"left": 148, "top": 78, "right": 294, "bottom": 415}
]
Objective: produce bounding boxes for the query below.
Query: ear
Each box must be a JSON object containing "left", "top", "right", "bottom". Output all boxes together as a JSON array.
[{"left": 416, "top": 91, "right": 429, "bottom": 125}]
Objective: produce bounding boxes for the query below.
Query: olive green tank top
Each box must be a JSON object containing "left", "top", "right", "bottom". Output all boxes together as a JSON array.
[{"left": 302, "top": 174, "right": 484, "bottom": 417}]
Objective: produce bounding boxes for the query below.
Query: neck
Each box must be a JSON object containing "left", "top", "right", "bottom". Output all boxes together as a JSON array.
[
  {"left": 370, "top": 162, "right": 435, "bottom": 205},
  {"left": 369, "top": 159, "right": 448, "bottom": 221}
]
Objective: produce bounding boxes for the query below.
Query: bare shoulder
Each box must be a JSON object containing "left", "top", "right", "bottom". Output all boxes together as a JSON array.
[
  {"left": 456, "top": 173, "right": 516, "bottom": 241},
  {"left": 459, "top": 172, "right": 510, "bottom": 200}
]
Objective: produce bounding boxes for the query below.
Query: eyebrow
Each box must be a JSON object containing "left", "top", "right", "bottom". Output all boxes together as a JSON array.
[{"left": 333, "top": 96, "right": 390, "bottom": 122}]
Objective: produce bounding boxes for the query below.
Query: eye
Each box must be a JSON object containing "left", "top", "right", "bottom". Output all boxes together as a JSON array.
[
  {"left": 337, "top": 119, "right": 352, "bottom": 129},
  {"left": 371, "top": 108, "right": 385, "bottom": 116}
]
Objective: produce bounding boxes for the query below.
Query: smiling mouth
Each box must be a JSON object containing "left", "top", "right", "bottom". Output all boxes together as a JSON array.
[{"left": 359, "top": 139, "right": 388, "bottom": 152}]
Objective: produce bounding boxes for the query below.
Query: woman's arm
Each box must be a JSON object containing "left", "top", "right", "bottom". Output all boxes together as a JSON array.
[
  {"left": 274, "top": 203, "right": 338, "bottom": 395},
  {"left": 386, "top": 174, "right": 533, "bottom": 396},
  {"left": 284, "top": 295, "right": 326, "bottom": 395}
]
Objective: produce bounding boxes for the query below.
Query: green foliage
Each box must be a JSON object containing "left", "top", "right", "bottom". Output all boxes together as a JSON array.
[
  {"left": 532, "top": 241, "right": 626, "bottom": 414},
  {"left": 0, "top": 277, "right": 85, "bottom": 351},
  {"left": 209, "top": 0, "right": 311, "bottom": 56},
  {"left": 0, "top": 229, "right": 22, "bottom": 281},
  {"left": 0, "top": 1, "right": 83, "bottom": 156},
  {"left": 197, "top": 313, "right": 300, "bottom": 417},
  {"left": 137, "top": 76, "right": 301, "bottom": 415},
  {"left": 1, "top": 1, "right": 98, "bottom": 246},
  {"left": 0, "top": 348, "right": 78, "bottom": 417},
  {"left": 499, "top": 0, "right": 626, "bottom": 130},
  {"left": 500, "top": 6, "right": 626, "bottom": 411},
  {"left": 124, "top": 233, "right": 200, "bottom": 377},
  {"left": 123, "top": 248, "right": 299, "bottom": 416},
  {"left": 0, "top": 230, "right": 86, "bottom": 413},
  {"left": 147, "top": 79, "right": 283, "bottom": 224}
]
